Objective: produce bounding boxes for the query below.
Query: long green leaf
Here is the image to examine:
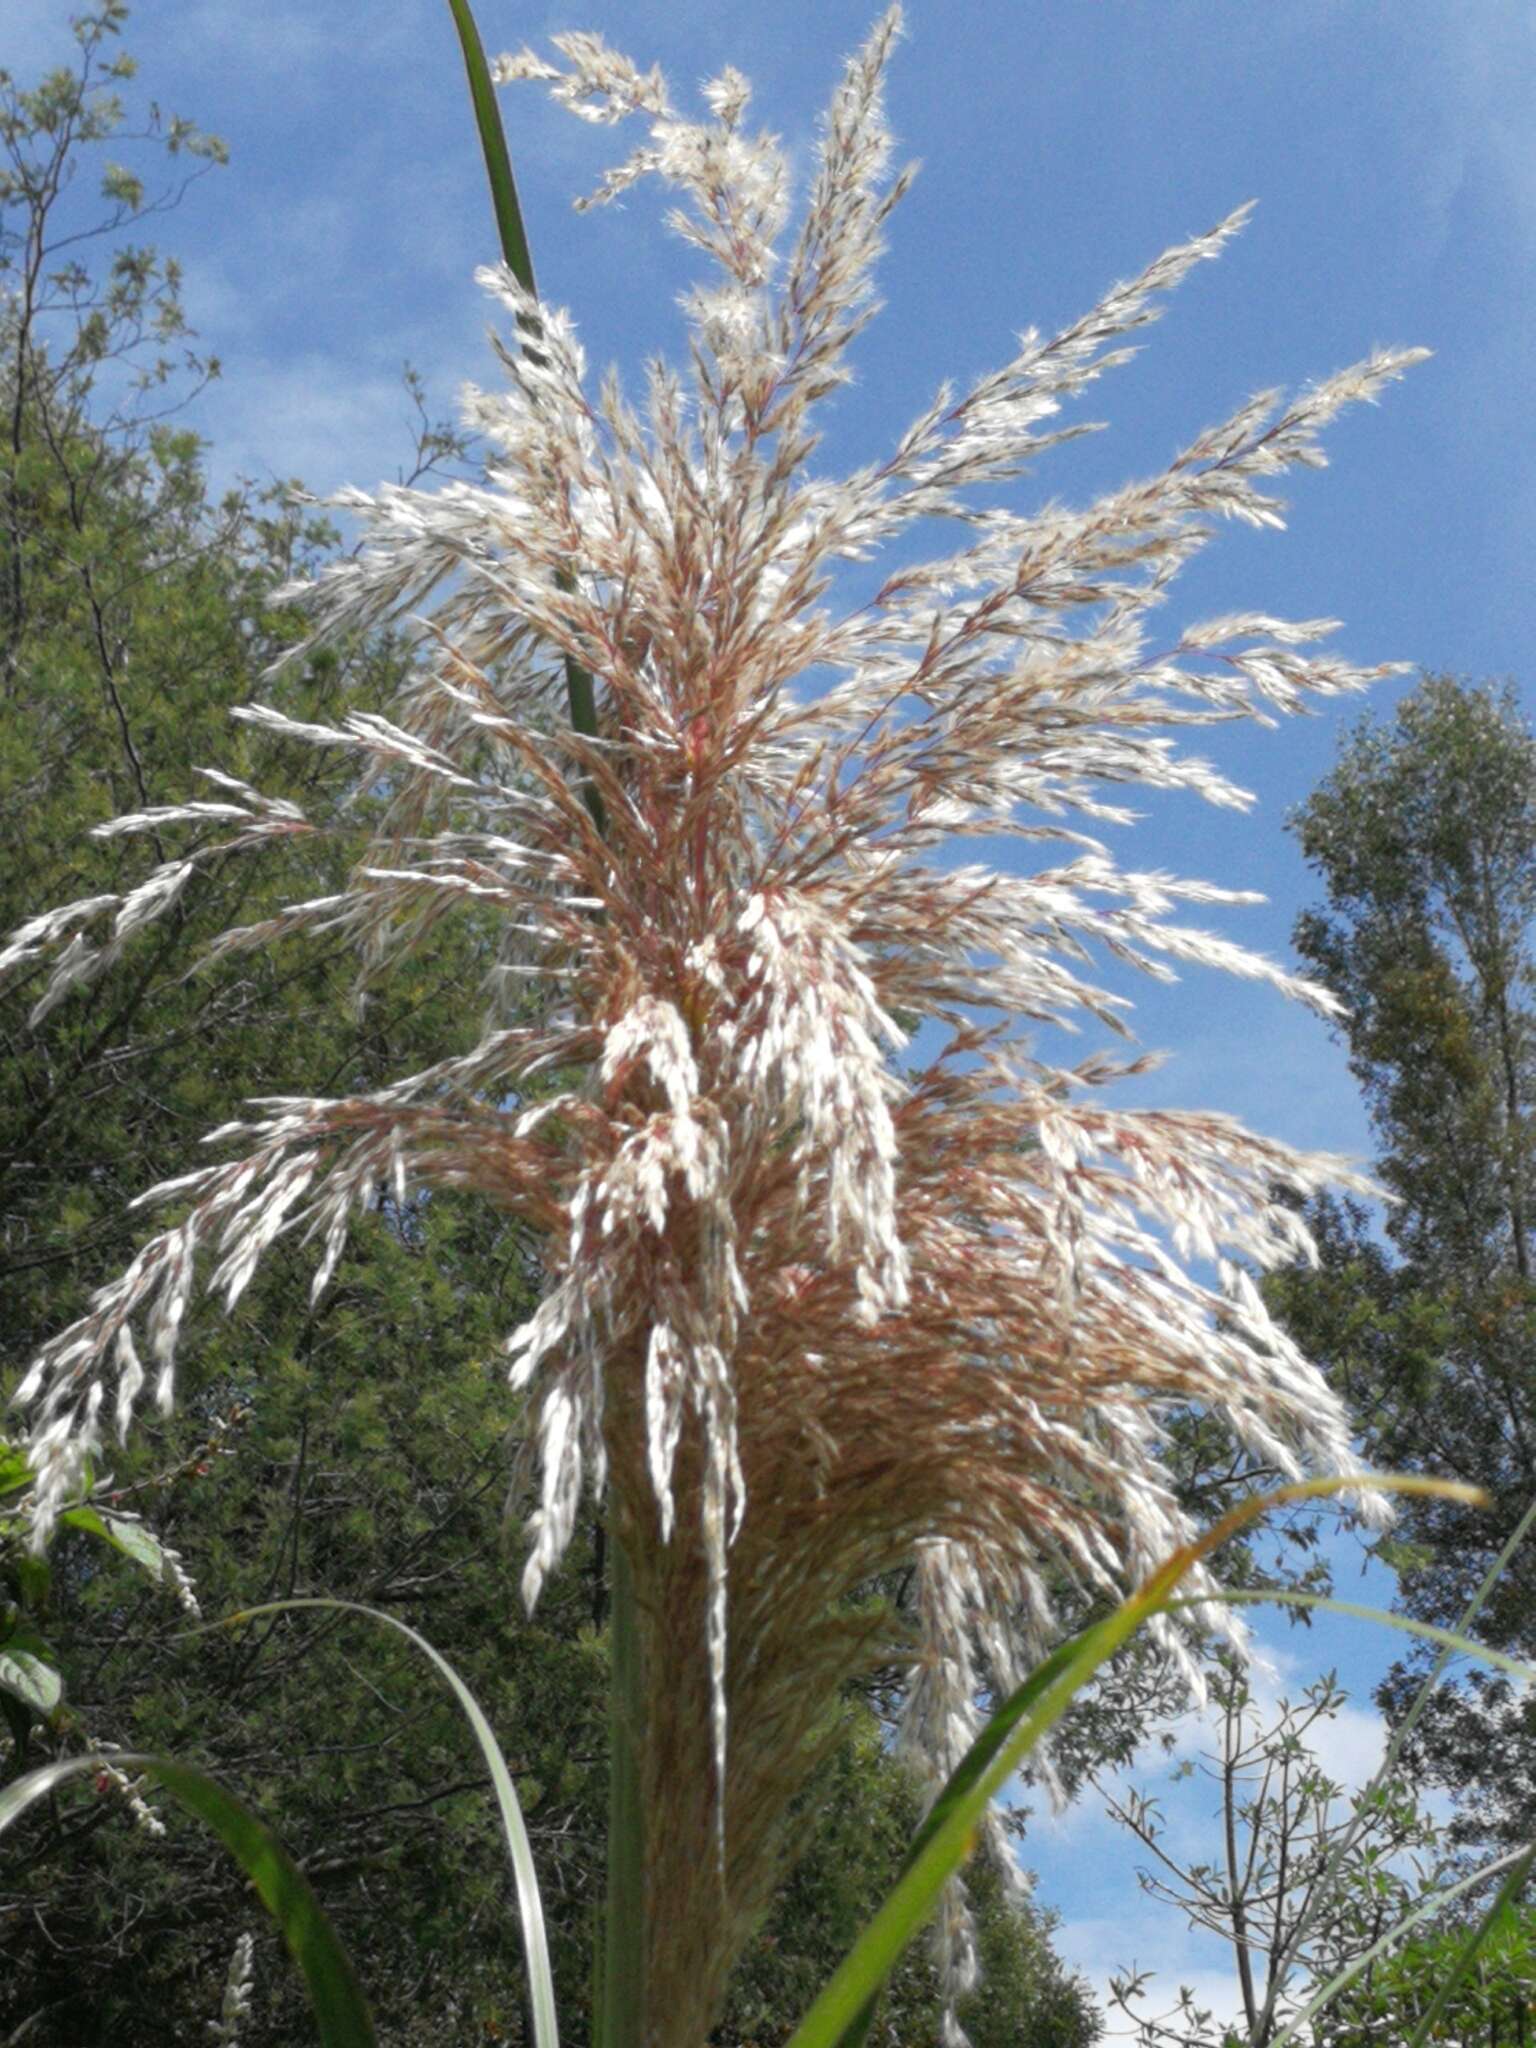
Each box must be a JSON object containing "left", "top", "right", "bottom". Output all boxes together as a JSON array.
[
  {"left": 442, "top": 1, "right": 613, "bottom": 2022},
  {"left": 212, "top": 1597, "right": 560, "bottom": 2048},
  {"left": 444, "top": 0, "right": 537, "bottom": 297},
  {"left": 0, "top": 1751, "right": 374, "bottom": 2045},
  {"left": 1189, "top": 1587, "right": 1536, "bottom": 1686},
  {"left": 787, "top": 1606, "right": 1156, "bottom": 2048},
  {"left": 785, "top": 1474, "right": 1483, "bottom": 2048},
  {"left": 444, "top": 0, "right": 605, "bottom": 832},
  {"left": 834, "top": 1630, "right": 1094, "bottom": 2048}
]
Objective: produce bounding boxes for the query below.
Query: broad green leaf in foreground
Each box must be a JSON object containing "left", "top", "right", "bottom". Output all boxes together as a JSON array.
[
  {"left": 62, "top": 1503, "right": 186, "bottom": 1595},
  {"left": 0, "top": 1624, "right": 60, "bottom": 1716},
  {"left": 785, "top": 1475, "right": 1485, "bottom": 2048},
  {"left": 0, "top": 1440, "right": 31, "bottom": 1500}
]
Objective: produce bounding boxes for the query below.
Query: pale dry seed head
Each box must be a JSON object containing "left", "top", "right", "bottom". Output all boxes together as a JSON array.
[{"left": 4, "top": 11, "right": 1423, "bottom": 2039}]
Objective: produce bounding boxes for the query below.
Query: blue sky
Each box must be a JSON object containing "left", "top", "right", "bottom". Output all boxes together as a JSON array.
[{"left": 10, "top": 0, "right": 1532, "bottom": 2029}]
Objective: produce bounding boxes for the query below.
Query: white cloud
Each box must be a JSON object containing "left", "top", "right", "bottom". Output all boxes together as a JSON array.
[{"left": 192, "top": 353, "right": 442, "bottom": 501}]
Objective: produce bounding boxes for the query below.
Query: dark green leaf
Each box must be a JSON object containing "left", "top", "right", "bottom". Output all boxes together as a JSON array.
[
  {"left": 63, "top": 1504, "right": 174, "bottom": 1588},
  {"left": 0, "top": 1625, "right": 60, "bottom": 1715}
]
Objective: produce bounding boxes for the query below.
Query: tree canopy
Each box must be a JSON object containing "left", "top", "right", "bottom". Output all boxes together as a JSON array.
[{"left": 1280, "top": 672, "right": 1536, "bottom": 1847}]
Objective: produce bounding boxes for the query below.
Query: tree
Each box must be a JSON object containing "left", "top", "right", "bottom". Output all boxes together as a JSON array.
[
  {"left": 1104, "top": 1666, "right": 1446, "bottom": 2048},
  {"left": 0, "top": 22, "right": 592, "bottom": 2038},
  {"left": 1322, "top": 1905, "right": 1536, "bottom": 2046},
  {"left": 0, "top": 0, "right": 226, "bottom": 682},
  {"left": 1281, "top": 674, "right": 1536, "bottom": 1845}
]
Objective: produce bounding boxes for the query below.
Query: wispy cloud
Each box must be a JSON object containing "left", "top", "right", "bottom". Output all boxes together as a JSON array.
[{"left": 192, "top": 355, "right": 447, "bottom": 501}]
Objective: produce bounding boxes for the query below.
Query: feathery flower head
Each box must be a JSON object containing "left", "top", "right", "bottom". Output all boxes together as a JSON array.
[{"left": 4, "top": 12, "right": 1422, "bottom": 2035}]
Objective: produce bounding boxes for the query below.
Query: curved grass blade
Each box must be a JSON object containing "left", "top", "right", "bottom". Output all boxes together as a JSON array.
[
  {"left": 830, "top": 1629, "right": 1094, "bottom": 2048},
  {"left": 445, "top": 0, "right": 537, "bottom": 295},
  {"left": 826, "top": 1625, "right": 1123, "bottom": 2048},
  {"left": 784, "top": 1475, "right": 1483, "bottom": 2048},
  {"left": 207, "top": 1597, "right": 559, "bottom": 2048},
  {"left": 443, "top": 0, "right": 605, "bottom": 830},
  {"left": 1189, "top": 1587, "right": 1536, "bottom": 1687},
  {"left": 0, "top": 1752, "right": 375, "bottom": 2045}
]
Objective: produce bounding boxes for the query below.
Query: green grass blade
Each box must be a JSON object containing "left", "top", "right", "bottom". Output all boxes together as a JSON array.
[
  {"left": 443, "top": 0, "right": 605, "bottom": 831},
  {"left": 210, "top": 1597, "right": 560, "bottom": 2048},
  {"left": 445, "top": 0, "right": 536, "bottom": 295},
  {"left": 0, "top": 1752, "right": 375, "bottom": 2045},
  {"left": 1188, "top": 1587, "right": 1536, "bottom": 1685},
  {"left": 785, "top": 1606, "right": 1155, "bottom": 2048},
  {"left": 833, "top": 1629, "right": 1095, "bottom": 2048},
  {"left": 442, "top": 5, "right": 611, "bottom": 2011},
  {"left": 784, "top": 1475, "right": 1481, "bottom": 2048}
]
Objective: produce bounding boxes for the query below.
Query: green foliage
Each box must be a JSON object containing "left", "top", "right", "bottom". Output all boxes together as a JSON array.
[
  {"left": 0, "top": 1751, "right": 378, "bottom": 2048},
  {"left": 1284, "top": 674, "right": 1536, "bottom": 1845},
  {"left": 1292, "top": 677, "right": 1536, "bottom": 1280},
  {"left": 213, "top": 1597, "right": 563, "bottom": 2048},
  {"left": 1321, "top": 1901, "right": 1536, "bottom": 2047},
  {"left": 3, "top": 1200, "right": 606, "bottom": 2047}
]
